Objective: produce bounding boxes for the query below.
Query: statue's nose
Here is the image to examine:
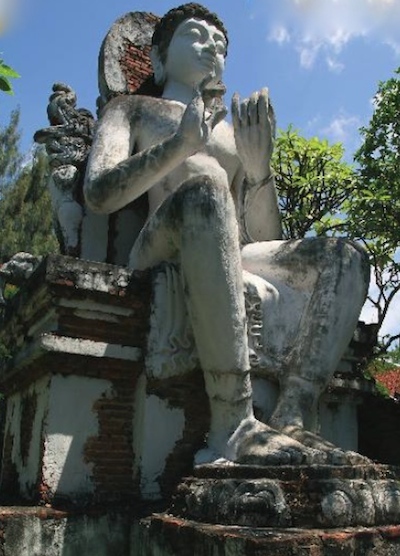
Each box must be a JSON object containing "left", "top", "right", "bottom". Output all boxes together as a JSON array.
[{"left": 204, "top": 39, "right": 217, "bottom": 54}]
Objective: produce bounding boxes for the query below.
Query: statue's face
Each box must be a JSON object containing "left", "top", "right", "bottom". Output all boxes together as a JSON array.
[{"left": 163, "top": 17, "right": 227, "bottom": 88}]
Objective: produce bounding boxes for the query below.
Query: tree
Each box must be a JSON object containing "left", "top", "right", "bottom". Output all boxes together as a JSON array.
[
  {"left": 0, "top": 111, "right": 58, "bottom": 262},
  {"left": 0, "top": 59, "right": 19, "bottom": 95},
  {"left": 0, "top": 147, "right": 58, "bottom": 262},
  {"left": 273, "top": 126, "right": 356, "bottom": 239},
  {"left": 0, "top": 109, "right": 22, "bottom": 193},
  {"left": 350, "top": 68, "right": 400, "bottom": 353},
  {"left": 353, "top": 69, "right": 400, "bottom": 245},
  {"left": 273, "top": 123, "right": 399, "bottom": 355}
]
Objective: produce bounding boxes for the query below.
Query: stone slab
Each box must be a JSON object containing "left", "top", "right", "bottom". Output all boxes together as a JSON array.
[
  {"left": 135, "top": 513, "right": 400, "bottom": 556},
  {"left": 1, "top": 506, "right": 400, "bottom": 555},
  {"left": 170, "top": 464, "right": 400, "bottom": 529}
]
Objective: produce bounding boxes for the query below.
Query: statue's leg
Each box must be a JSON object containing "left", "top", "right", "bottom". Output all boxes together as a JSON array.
[
  {"left": 130, "top": 177, "right": 251, "bottom": 461},
  {"left": 130, "top": 181, "right": 340, "bottom": 465},
  {"left": 242, "top": 238, "right": 369, "bottom": 452}
]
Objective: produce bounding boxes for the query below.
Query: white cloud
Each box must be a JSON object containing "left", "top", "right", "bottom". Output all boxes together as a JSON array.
[
  {"left": 267, "top": 0, "right": 400, "bottom": 69},
  {"left": 326, "top": 56, "right": 344, "bottom": 73},
  {"left": 268, "top": 25, "right": 291, "bottom": 45},
  {"left": 321, "top": 112, "right": 361, "bottom": 145},
  {"left": 297, "top": 41, "right": 320, "bottom": 68}
]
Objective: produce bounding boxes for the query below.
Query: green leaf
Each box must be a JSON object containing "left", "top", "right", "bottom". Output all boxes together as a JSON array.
[
  {"left": 0, "top": 63, "right": 20, "bottom": 79},
  {"left": 0, "top": 76, "right": 13, "bottom": 94}
]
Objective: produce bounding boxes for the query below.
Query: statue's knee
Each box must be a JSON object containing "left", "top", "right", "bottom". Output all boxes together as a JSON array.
[
  {"left": 311, "top": 238, "right": 370, "bottom": 290},
  {"left": 175, "top": 175, "right": 233, "bottom": 227}
]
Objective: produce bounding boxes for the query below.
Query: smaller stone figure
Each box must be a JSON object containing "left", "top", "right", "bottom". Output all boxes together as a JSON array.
[{"left": 34, "top": 83, "right": 95, "bottom": 257}]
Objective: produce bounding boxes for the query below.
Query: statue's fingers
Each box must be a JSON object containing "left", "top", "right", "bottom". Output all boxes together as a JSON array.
[
  {"left": 258, "top": 88, "right": 270, "bottom": 129},
  {"left": 268, "top": 100, "right": 277, "bottom": 138},
  {"left": 210, "top": 104, "right": 228, "bottom": 128},
  {"left": 231, "top": 93, "right": 242, "bottom": 129},
  {"left": 240, "top": 98, "right": 250, "bottom": 126},
  {"left": 249, "top": 92, "right": 259, "bottom": 126}
]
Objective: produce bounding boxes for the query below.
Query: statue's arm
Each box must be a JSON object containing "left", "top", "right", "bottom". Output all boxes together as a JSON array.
[
  {"left": 231, "top": 89, "right": 282, "bottom": 243},
  {"left": 85, "top": 85, "right": 226, "bottom": 214},
  {"left": 233, "top": 169, "right": 282, "bottom": 243},
  {"left": 84, "top": 97, "right": 191, "bottom": 214}
]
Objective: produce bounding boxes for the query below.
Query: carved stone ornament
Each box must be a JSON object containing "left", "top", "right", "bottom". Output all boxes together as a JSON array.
[
  {"left": 34, "top": 83, "right": 95, "bottom": 257},
  {"left": 171, "top": 464, "right": 400, "bottom": 529}
]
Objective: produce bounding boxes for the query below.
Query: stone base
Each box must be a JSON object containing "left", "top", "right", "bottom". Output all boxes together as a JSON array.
[
  {"left": 1, "top": 505, "right": 400, "bottom": 556},
  {"left": 170, "top": 464, "right": 400, "bottom": 529},
  {"left": 0, "top": 506, "right": 133, "bottom": 556},
  {"left": 135, "top": 514, "right": 400, "bottom": 556}
]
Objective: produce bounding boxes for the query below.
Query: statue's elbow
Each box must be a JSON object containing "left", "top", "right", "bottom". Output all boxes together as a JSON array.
[{"left": 84, "top": 178, "right": 113, "bottom": 215}]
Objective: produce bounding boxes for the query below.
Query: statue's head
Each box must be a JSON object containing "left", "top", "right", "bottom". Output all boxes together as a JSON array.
[{"left": 151, "top": 3, "right": 229, "bottom": 88}]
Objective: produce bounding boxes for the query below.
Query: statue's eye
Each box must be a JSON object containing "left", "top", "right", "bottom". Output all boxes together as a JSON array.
[
  {"left": 185, "top": 27, "right": 202, "bottom": 40},
  {"left": 215, "top": 40, "right": 227, "bottom": 55}
]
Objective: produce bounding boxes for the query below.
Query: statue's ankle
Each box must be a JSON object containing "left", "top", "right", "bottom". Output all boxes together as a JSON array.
[{"left": 269, "top": 376, "right": 320, "bottom": 430}]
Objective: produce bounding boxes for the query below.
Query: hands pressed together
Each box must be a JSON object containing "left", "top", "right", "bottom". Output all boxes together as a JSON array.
[
  {"left": 177, "top": 75, "right": 275, "bottom": 185},
  {"left": 232, "top": 88, "right": 275, "bottom": 186}
]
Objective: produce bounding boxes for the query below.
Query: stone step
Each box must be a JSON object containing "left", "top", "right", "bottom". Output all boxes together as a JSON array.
[{"left": 170, "top": 464, "right": 400, "bottom": 529}]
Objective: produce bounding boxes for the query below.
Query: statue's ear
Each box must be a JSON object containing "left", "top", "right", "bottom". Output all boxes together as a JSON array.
[{"left": 150, "top": 45, "right": 166, "bottom": 86}]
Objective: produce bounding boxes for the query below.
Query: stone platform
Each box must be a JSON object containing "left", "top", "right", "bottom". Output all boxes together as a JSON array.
[
  {"left": 0, "top": 503, "right": 400, "bottom": 555},
  {"left": 0, "top": 255, "right": 399, "bottom": 555},
  {"left": 171, "top": 464, "right": 400, "bottom": 529},
  {"left": 135, "top": 514, "right": 400, "bottom": 556}
]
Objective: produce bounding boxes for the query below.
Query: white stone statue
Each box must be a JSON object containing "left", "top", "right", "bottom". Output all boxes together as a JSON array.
[{"left": 84, "top": 3, "right": 369, "bottom": 465}]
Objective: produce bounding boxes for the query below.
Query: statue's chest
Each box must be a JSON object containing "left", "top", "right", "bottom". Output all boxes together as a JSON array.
[
  {"left": 134, "top": 100, "right": 239, "bottom": 177},
  {"left": 137, "top": 103, "right": 184, "bottom": 148}
]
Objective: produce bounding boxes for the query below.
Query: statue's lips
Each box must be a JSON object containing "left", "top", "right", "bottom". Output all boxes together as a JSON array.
[{"left": 195, "top": 52, "right": 218, "bottom": 69}]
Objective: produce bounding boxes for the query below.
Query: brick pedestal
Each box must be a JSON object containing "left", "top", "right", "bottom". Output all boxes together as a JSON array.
[{"left": 0, "top": 255, "right": 150, "bottom": 505}]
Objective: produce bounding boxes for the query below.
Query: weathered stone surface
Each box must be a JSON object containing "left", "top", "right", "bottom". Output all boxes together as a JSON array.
[
  {"left": 34, "top": 84, "right": 95, "bottom": 257},
  {"left": 0, "top": 254, "right": 150, "bottom": 393},
  {"left": 135, "top": 513, "right": 400, "bottom": 556},
  {"left": 0, "top": 507, "right": 132, "bottom": 556},
  {"left": 84, "top": 3, "right": 371, "bottom": 469},
  {"left": 0, "top": 254, "right": 378, "bottom": 508},
  {"left": 170, "top": 464, "right": 400, "bottom": 529},
  {"left": 98, "top": 11, "right": 160, "bottom": 108},
  {"left": 0, "top": 255, "right": 150, "bottom": 506},
  {"left": 0, "top": 505, "right": 400, "bottom": 555}
]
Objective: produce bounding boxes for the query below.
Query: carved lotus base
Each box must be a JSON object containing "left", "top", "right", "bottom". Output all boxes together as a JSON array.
[{"left": 170, "top": 463, "right": 400, "bottom": 529}]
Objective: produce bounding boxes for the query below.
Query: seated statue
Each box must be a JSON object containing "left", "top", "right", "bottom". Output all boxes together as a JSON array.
[{"left": 84, "top": 3, "right": 369, "bottom": 465}]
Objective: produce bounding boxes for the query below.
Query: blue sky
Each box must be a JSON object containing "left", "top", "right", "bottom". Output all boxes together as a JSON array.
[
  {"left": 1, "top": 0, "right": 400, "bottom": 336},
  {"left": 2, "top": 0, "right": 400, "bottom": 156}
]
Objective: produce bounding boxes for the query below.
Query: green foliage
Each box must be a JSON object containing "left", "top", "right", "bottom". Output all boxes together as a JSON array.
[
  {"left": 0, "top": 109, "right": 22, "bottom": 192},
  {"left": 3, "top": 284, "right": 18, "bottom": 300},
  {"left": 272, "top": 120, "right": 400, "bottom": 355},
  {"left": 363, "top": 354, "right": 400, "bottom": 398},
  {"left": 0, "top": 148, "right": 59, "bottom": 262},
  {"left": 0, "top": 111, "right": 58, "bottom": 262},
  {"left": 358, "top": 238, "right": 400, "bottom": 353},
  {"left": 353, "top": 69, "right": 400, "bottom": 246},
  {"left": 0, "top": 58, "right": 20, "bottom": 95},
  {"left": 273, "top": 126, "right": 356, "bottom": 239},
  {"left": 386, "top": 344, "right": 400, "bottom": 364},
  {"left": 349, "top": 68, "right": 400, "bottom": 353}
]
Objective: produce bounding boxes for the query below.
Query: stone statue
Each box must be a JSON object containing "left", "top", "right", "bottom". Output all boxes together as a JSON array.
[
  {"left": 84, "top": 3, "right": 369, "bottom": 465},
  {"left": 34, "top": 83, "right": 95, "bottom": 257}
]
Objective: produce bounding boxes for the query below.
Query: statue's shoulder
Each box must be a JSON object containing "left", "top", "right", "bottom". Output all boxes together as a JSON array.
[{"left": 101, "top": 94, "right": 167, "bottom": 119}]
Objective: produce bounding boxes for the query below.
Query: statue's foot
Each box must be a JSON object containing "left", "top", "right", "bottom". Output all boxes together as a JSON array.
[
  {"left": 232, "top": 418, "right": 327, "bottom": 465},
  {"left": 194, "top": 448, "right": 233, "bottom": 466},
  {"left": 195, "top": 418, "right": 328, "bottom": 466},
  {"left": 280, "top": 425, "right": 370, "bottom": 465}
]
